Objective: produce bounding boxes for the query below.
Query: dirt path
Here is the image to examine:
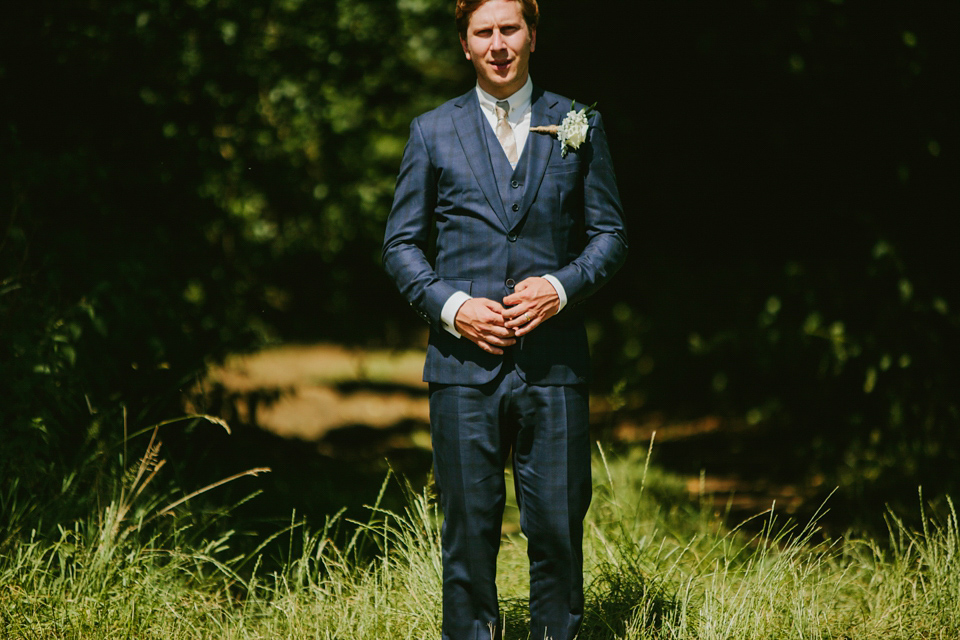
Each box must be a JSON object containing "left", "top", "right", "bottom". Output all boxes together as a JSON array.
[
  {"left": 204, "top": 344, "right": 428, "bottom": 439},
  {"left": 200, "top": 343, "right": 818, "bottom": 521}
]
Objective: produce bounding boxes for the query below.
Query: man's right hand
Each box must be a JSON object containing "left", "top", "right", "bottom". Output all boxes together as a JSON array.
[{"left": 454, "top": 298, "right": 517, "bottom": 355}]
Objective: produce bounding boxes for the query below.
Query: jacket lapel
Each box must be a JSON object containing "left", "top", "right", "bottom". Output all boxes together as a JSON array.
[
  {"left": 512, "top": 87, "right": 559, "bottom": 232},
  {"left": 452, "top": 90, "right": 511, "bottom": 231}
]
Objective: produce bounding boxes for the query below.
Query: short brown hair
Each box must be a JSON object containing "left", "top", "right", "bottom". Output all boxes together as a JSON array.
[{"left": 455, "top": 0, "right": 539, "bottom": 38}]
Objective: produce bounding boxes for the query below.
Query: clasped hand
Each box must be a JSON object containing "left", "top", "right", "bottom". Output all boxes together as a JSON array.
[{"left": 454, "top": 277, "right": 560, "bottom": 355}]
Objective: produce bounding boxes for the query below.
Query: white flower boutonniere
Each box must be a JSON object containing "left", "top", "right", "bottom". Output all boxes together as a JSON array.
[{"left": 530, "top": 100, "right": 597, "bottom": 157}]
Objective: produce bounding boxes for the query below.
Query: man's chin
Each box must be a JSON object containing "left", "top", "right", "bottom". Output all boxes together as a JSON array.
[{"left": 484, "top": 75, "right": 518, "bottom": 93}]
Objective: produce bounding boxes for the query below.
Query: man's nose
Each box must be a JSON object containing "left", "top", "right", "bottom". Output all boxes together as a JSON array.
[{"left": 491, "top": 29, "right": 505, "bottom": 49}]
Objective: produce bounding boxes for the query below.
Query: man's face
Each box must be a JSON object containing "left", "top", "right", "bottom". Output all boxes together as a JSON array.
[{"left": 460, "top": 0, "right": 536, "bottom": 100}]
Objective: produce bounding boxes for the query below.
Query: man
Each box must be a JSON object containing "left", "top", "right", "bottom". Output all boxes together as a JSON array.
[{"left": 382, "top": 1, "right": 627, "bottom": 638}]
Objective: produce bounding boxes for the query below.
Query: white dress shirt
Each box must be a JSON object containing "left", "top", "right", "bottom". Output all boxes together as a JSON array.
[{"left": 440, "top": 76, "right": 568, "bottom": 337}]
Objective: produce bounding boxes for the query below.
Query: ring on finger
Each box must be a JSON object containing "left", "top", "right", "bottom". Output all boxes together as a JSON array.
[{"left": 524, "top": 312, "right": 531, "bottom": 322}]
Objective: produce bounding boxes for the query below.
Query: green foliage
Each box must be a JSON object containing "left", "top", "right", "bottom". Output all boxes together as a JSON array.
[
  {"left": 1, "top": 0, "right": 466, "bottom": 506},
  {"left": 764, "top": 245, "right": 960, "bottom": 498},
  {"left": 604, "top": 241, "right": 960, "bottom": 514},
  {"left": 589, "top": 0, "right": 960, "bottom": 509}
]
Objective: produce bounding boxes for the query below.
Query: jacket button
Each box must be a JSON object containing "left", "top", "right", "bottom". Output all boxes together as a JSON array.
[
  {"left": 511, "top": 180, "right": 520, "bottom": 188},
  {"left": 511, "top": 203, "right": 519, "bottom": 212},
  {"left": 505, "top": 278, "right": 515, "bottom": 288},
  {"left": 507, "top": 233, "right": 518, "bottom": 242}
]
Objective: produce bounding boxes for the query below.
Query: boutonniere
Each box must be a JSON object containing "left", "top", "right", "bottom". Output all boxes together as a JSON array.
[{"left": 530, "top": 100, "right": 597, "bottom": 157}]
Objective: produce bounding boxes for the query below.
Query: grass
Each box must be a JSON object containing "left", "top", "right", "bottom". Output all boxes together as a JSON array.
[{"left": 2, "top": 427, "right": 958, "bottom": 639}]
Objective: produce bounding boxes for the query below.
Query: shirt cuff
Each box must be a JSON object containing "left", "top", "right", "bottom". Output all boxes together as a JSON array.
[
  {"left": 440, "top": 290, "right": 473, "bottom": 338},
  {"left": 542, "top": 274, "right": 567, "bottom": 311}
]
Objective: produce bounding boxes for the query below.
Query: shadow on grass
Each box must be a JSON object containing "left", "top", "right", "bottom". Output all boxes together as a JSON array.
[
  {"left": 158, "top": 405, "right": 433, "bottom": 578},
  {"left": 498, "top": 564, "right": 682, "bottom": 640}
]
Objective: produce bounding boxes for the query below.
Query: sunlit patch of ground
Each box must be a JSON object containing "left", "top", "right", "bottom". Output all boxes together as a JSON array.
[
  {"left": 212, "top": 343, "right": 425, "bottom": 391},
  {"left": 200, "top": 343, "right": 429, "bottom": 440},
  {"left": 197, "top": 343, "right": 816, "bottom": 523}
]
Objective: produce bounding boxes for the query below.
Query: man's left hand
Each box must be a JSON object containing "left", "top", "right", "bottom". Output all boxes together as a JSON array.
[{"left": 502, "top": 277, "right": 561, "bottom": 337}]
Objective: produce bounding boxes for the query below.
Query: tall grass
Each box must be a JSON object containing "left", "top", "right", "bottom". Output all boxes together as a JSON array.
[{"left": 2, "top": 427, "right": 958, "bottom": 638}]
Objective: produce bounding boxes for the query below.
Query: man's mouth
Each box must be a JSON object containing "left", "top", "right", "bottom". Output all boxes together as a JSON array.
[{"left": 490, "top": 59, "right": 513, "bottom": 72}]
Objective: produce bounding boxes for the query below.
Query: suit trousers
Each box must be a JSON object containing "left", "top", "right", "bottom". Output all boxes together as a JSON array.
[{"left": 428, "top": 356, "right": 592, "bottom": 640}]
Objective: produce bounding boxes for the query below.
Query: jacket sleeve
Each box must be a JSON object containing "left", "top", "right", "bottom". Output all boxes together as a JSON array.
[
  {"left": 381, "top": 117, "right": 460, "bottom": 326},
  {"left": 549, "top": 111, "right": 629, "bottom": 306}
]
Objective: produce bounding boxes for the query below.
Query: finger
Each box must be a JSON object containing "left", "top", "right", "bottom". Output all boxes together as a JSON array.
[
  {"left": 501, "top": 304, "right": 527, "bottom": 320},
  {"left": 467, "top": 331, "right": 503, "bottom": 352},
  {"left": 483, "top": 322, "right": 516, "bottom": 337},
  {"left": 493, "top": 332, "right": 517, "bottom": 342},
  {"left": 502, "top": 292, "right": 525, "bottom": 307},
  {"left": 513, "top": 316, "right": 541, "bottom": 337},
  {"left": 477, "top": 340, "right": 503, "bottom": 355},
  {"left": 483, "top": 332, "right": 517, "bottom": 347},
  {"left": 482, "top": 306, "right": 510, "bottom": 325},
  {"left": 480, "top": 299, "right": 507, "bottom": 314},
  {"left": 472, "top": 322, "right": 514, "bottom": 341},
  {"left": 474, "top": 334, "right": 514, "bottom": 354},
  {"left": 504, "top": 298, "right": 538, "bottom": 317},
  {"left": 504, "top": 310, "right": 535, "bottom": 329}
]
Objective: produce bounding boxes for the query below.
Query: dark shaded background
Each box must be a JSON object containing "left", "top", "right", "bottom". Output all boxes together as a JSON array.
[{"left": 2, "top": 0, "right": 958, "bottom": 537}]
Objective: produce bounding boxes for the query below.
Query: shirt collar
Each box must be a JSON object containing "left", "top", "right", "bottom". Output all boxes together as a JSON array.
[{"left": 475, "top": 75, "right": 533, "bottom": 119}]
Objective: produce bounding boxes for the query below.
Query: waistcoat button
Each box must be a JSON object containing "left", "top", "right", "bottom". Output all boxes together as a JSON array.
[
  {"left": 511, "top": 203, "right": 519, "bottom": 212},
  {"left": 505, "top": 278, "right": 515, "bottom": 288}
]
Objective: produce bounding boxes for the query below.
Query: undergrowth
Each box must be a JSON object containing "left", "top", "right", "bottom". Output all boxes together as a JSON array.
[{"left": 1, "top": 421, "right": 958, "bottom": 639}]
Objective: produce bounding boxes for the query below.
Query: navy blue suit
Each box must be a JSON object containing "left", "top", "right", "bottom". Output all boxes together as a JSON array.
[{"left": 383, "top": 86, "right": 627, "bottom": 640}]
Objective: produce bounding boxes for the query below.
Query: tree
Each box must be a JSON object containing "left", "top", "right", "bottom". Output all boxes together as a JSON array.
[{"left": 1, "top": 0, "right": 466, "bottom": 517}]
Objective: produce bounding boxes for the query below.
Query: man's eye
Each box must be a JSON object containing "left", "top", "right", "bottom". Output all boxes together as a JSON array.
[{"left": 475, "top": 29, "right": 492, "bottom": 37}]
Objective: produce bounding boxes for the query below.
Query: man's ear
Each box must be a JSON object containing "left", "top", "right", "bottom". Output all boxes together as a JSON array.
[
  {"left": 460, "top": 35, "right": 471, "bottom": 60},
  {"left": 530, "top": 28, "right": 536, "bottom": 53}
]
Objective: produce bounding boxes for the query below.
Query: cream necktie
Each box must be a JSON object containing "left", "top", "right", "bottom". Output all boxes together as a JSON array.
[{"left": 495, "top": 100, "right": 519, "bottom": 165}]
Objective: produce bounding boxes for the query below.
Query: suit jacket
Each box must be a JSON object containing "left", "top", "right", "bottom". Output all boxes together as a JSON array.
[{"left": 382, "top": 85, "right": 628, "bottom": 386}]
